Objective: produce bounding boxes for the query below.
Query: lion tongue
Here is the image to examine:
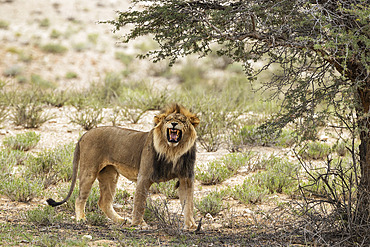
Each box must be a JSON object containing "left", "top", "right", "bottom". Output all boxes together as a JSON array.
[{"left": 169, "top": 130, "right": 178, "bottom": 141}]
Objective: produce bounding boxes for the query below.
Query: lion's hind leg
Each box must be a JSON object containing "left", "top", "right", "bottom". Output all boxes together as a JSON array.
[
  {"left": 97, "top": 165, "right": 128, "bottom": 224},
  {"left": 75, "top": 172, "right": 97, "bottom": 222}
]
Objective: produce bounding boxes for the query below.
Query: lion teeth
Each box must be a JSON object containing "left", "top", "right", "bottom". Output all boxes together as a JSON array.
[{"left": 168, "top": 129, "right": 180, "bottom": 142}]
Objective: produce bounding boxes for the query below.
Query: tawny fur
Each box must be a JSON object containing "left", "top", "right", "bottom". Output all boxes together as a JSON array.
[{"left": 47, "top": 104, "right": 199, "bottom": 229}]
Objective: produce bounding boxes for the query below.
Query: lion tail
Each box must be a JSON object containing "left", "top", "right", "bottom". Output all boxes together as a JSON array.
[{"left": 47, "top": 141, "right": 80, "bottom": 207}]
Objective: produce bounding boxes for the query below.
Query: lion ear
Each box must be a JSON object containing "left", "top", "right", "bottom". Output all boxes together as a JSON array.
[
  {"left": 154, "top": 113, "right": 165, "bottom": 126},
  {"left": 190, "top": 116, "right": 200, "bottom": 127}
]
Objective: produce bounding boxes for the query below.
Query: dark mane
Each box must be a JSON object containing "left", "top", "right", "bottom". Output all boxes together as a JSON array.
[{"left": 150, "top": 143, "right": 196, "bottom": 183}]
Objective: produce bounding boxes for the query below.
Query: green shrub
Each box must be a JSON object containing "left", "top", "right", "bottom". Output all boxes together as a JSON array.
[
  {"left": 39, "top": 18, "right": 50, "bottom": 28},
  {"left": 3, "top": 131, "right": 40, "bottom": 151},
  {"left": 231, "top": 178, "right": 268, "bottom": 204},
  {"left": 231, "top": 156, "right": 299, "bottom": 204},
  {"left": 87, "top": 33, "right": 99, "bottom": 45},
  {"left": 72, "top": 42, "right": 88, "bottom": 52},
  {"left": 41, "top": 43, "right": 68, "bottom": 54},
  {"left": 30, "top": 74, "right": 57, "bottom": 89},
  {"left": 116, "top": 84, "right": 169, "bottom": 123},
  {"left": 69, "top": 103, "right": 103, "bottom": 130},
  {"left": 42, "top": 90, "right": 70, "bottom": 107},
  {"left": 25, "top": 205, "right": 62, "bottom": 226},
  {"left": 255, "top": 157, "right": 299, "bottom": 194},
  {"left": 0, "top": 20, "right": 9, "bottom": 29},
  {"left": 299, "top": 142, "right": 332, "bottom": 160},
  {"left": 196, "top": 160, "right": 233, "bottom": 185},
  {"left": 25, "top": 142, "right": 74, "bottom": 189},
  {"left": 18, "top": 51, "right": 33, "bottom": 63},
  {"left": 151, "top": 180, "right": 179, "bottom": 199},
  {"left": 120, "top": 107, "right": 147, "bottom": 124},
  {"left": 86, "top": 212, "right": 108, "bottom": 226},
  {"left": 239, "top": 125, "right": 296, "bottom": 147},
  {"left": 0, "top": 103, "right": 8, "bottom": 125},
  {"left": 50, "top": 29, "right": 62, "bottom": 39},
  {"left": 0, "top": 149, "right": 29, "bottom": 186},
  {"left": 115, "top": 52, "right": 134, "bottom": 66},
  {"left": 10, "top": 92, "right": 52, "bottom": 128},
  {"left": 333, "top": 140, "right": 349, "bottom": 157},
  {"left": 195, "top": 190, "right": 226, "bottom": 216},
  {"left": 1, "top": 177, "right": 43, "bottom": 202},
  {"left": 4, "top": 149, "right": 29, "bottom": 166},
  {"left": 3, "top": 65, "right": 22, "bottom": 77},
  {"left": 0, "top": 150, "right": 15, "bottom": 179},
  {"left": 65, "top": 71, "right": 78, "bottom": 79},
  {"left": 96, "top": 73, "right": 125, "bottom": 102},
  {"left": 221, "top": 152, "right": 253, "bottom": 173},
  {"left": 196, "top": 153, "right": 251, "bottom": 185}
]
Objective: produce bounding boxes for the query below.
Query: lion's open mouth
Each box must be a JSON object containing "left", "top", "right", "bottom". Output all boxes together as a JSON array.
[{"left": 167, "top": 128, "right": 182, "bottom": 143}]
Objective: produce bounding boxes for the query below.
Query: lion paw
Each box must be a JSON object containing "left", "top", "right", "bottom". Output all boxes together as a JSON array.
[
  {"left": 115, "top": 217, "right": 131, "bottom": 225},
  {"left": 130, "top": 220, "right": 149, "bottom": 229}
]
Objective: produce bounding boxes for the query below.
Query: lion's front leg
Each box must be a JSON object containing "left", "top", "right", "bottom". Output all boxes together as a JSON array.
[
  {"left": 179, "top": 177, "right": 196, "bottom": 230},
  {"left": 131, "top": 175, "right": 152, "bottom": 226}
]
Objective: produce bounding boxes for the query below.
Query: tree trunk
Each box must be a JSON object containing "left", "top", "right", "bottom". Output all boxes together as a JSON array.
[{"left": 357, "top": 82, "right": 370, "bottom": 223}]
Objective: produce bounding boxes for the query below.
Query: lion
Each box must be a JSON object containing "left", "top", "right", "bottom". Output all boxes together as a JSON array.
[{"left": 47, "top": 104, "right": 199, "bottom": 229}]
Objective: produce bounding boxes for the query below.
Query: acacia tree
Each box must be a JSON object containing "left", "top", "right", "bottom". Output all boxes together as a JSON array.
[{"left": 108, "top": 0, "right": 369, "bottom": 221}]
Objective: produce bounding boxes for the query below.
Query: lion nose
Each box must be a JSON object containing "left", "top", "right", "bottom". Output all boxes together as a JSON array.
[{"left": 171, "top": 122, "right": 178, "bottom": 128}]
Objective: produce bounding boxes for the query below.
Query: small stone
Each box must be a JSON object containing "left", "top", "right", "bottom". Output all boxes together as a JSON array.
[
  {"left": 320, "top": 135, "right": 329, "bottom": 141},
  {"left": 205, "top": 213, "right": 214, "bottom": 221},
  {"left": 244, "top": 209, "right": 253, "bottom": 214},
  {"left": 82, "top": 235, "right": 92, "bottom": 241},
  {"left": 113, "top": 203, "right": 124, "bottom": 209}
]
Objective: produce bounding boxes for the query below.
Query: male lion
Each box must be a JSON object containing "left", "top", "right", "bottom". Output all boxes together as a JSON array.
[{"left": 47, "top": 104, "right": 199, "bottom": 229}]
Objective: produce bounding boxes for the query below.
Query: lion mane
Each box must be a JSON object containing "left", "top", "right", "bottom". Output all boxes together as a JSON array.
[{"left": 47, "top": 104, "right": 199, "bottom": 229}]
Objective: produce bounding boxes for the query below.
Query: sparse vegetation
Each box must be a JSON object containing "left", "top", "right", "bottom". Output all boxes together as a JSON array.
[
  {"left": 65, "top": 71, "right": 78, "bottom": 79},
  {"left": 0, "top": 20, "right": 9, "bottom": 29},
  {"left": 195, "top": 190, "right": 227, "bottom": 216},
  {"left": 3, "top": 65, "right": 22, "bottom": 77},
  {"left": 115, "top": 51, "right": 134, "bottom": 66},
  {"left": 3, "top": 131, "right": 40, "bottom": 151},
  {"left": 10, "top": 92, "right": 52, "bottom": 128},
  {"left": 39, "top": 18, "right": 50, "bottom": 28},
  {"left": 230, "top": 156, "right": 299, "bottom": 204},
  {"left": 1, "top": 177, "right": 43, "bottom": 202},
  {"left": 87, "top": 33, "right": 99, "bottom": 45},
  {"left": 41, "top": 43, "right": 68, "bottom": 54},
  {"left": 50, "top": 29, "right": 62, "bottom": 39},
  {"left": 299, "top": 141, "right": 332, "bottom": 160},
  {"left": 72, "top": 42, "right": 88, "bottom": 52},
  {"left": 25, "top": 205, "right": 62, "bottom": 226},
  {"left": 69, "top": 102, "right": 103, "bottom": 130},
  {"left": 151, "top": 179, "right": 179, "bottom": 199},
  {"left": 30, "top": 74, "right": 57, "bottom": 89},
  {"left": 231, "top": 178, "right": 268, "bottom": 204},
  {"left": 25, "top": 142, "right": 74, "bottom": 189},
  {"left": 196, "top": 152, "right": 251, "bottom": 185}
]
